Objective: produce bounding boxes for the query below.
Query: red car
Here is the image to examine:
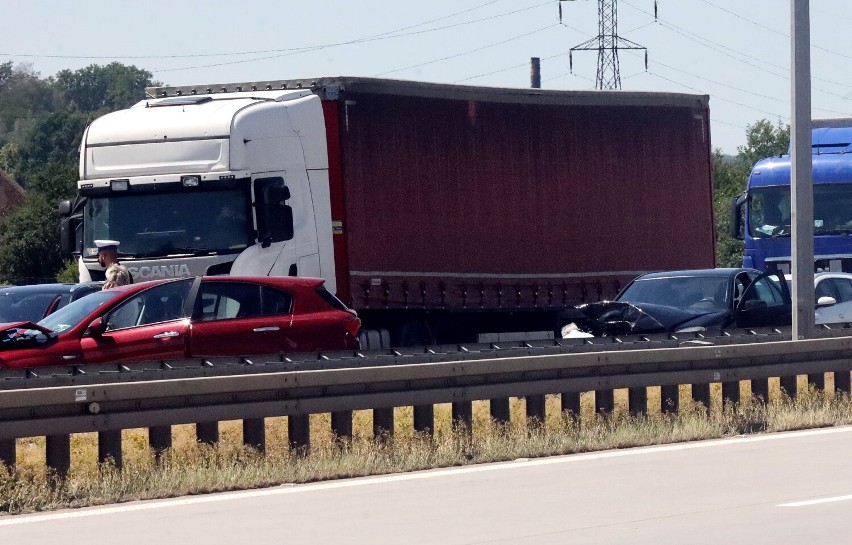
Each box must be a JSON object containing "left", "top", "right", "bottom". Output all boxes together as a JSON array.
[{"left": 0, "top": 276, "right": 361, "bottom": 368}]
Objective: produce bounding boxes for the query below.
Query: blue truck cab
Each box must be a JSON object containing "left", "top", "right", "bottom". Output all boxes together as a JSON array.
[{"left": 731, "top": 120, "right": 852, "bottom": 273}]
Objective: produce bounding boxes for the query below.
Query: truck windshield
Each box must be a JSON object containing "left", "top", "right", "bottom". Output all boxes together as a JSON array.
[
  {"left": 749, "top": 184, "right": 852, "bottom": 238},
  {"left": 83, "top": 188, "right": 252, "bottom": 258}
]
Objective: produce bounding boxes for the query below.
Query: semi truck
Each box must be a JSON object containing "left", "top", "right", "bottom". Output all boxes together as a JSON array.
[
  {"left": 730, "top": 119, "right": 852, "bottom": 273},
  {"left": 59, "top": 77, "right": 715, "bottom": 347}
]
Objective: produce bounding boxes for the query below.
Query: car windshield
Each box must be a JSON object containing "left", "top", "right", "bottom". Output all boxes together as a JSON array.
[
  {"left": 0, "top": 290, "right": 61, "bottom": 323},
  {"left": 617, "top": 275, "right": 731, "bottom": 311},
  {"left": 37, "top": 290, "right": 118, "bottom": 333}
]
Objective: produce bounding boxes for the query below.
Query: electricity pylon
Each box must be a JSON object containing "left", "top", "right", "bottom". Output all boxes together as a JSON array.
[{"left": 560, "top": 0, "right": 654, "bottom": 90}]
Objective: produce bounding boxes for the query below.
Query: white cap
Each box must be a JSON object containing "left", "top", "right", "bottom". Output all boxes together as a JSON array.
[{"left": 94, "top": 239, "right": 120, "bottom": 251}]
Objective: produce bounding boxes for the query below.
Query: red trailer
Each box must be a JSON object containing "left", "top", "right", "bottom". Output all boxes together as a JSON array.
[{"left": 316, "top": 78, "right": 714, "bottom": 344}]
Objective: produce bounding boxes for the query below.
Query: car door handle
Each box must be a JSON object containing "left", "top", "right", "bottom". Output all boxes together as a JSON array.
[
  {"left": 253, "top": 326, "right": 280, "bottom": 332},
  {"left": 153, "top": 331, "right": 181, "bottom": 339},
  {"left": 62, "top": 355, "right": 78, "bottom": 360}
]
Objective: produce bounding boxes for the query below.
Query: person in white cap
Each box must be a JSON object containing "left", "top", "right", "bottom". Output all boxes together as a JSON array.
[{"left": 95, "top": 239, "right": 132, "bottom": 289}]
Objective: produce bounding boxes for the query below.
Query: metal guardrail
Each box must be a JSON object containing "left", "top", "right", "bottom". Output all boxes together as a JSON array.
[{"left": 1, "top": 324, "right": 851, "bottom": 475}]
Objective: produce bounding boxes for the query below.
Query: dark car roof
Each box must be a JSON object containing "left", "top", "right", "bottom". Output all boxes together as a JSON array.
[
  {"left": 634, "top": 268, "right": 762, "bottom": 280},
  {"left": 0, "top": 282, "right": 102, "bottom": 295}
]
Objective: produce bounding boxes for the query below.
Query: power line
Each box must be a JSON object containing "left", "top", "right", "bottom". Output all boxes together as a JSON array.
[
  {"left": 154, "top": 1, "right": 554, "bottom": 73},
  {"left": 375, "top": 24, "right": 559, "bottom": 77},
  {"left": 621, "top": 0, "right": 852, "bottom": 90},
  {"left": 698, "top": 0, "right": 852, "bottom": 62},
  {"left": 0, "top": 1, "right": 513, "bottom": 61}
]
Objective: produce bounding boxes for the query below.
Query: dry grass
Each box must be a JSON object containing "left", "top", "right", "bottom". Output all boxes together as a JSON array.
[{"left": 2, "top": 380, "right": 849, "bottom": 515}]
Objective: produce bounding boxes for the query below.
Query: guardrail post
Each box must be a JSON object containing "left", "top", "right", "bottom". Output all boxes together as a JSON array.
[
  {"left": 490, "top": 398, "right": 510, "bottom": 425},
  {"left": 453, "top": 401, "right": 473, "bottom": 433},
  {"left": 628, "top": 387, "right": 647, "bottom": 416},
  {"left": 561, "top": 392, "right": 581, "bottom": 417},
  {"left": 242, "top": 418, "right": 265, "bottom": 452},
  {"left": 196, "top": 422, "right": 219, "bottom": 445},
  {"left": 526, "top": 395, "right": 545, "bottom": 422},
  {"left": 660, "top": 385, "right": 679, "bottom": 413},
  {"left": 46, "top": 434, "right": 70, "bottom": 479},
  {"left": 331, "top": 411, "right": 353, "bottom": 440},
  {"left": 780, "top": 375, "right": 798, "bottom": 399},
  {"left": 835, "top": 370, "right": 851, "bottom": 394},
  {"left": 691, "top": 383, "right": 711, "bottom": 410},
  {"left": 0, "top": 439, "right": 15, "bottom": 467},
  {"left": 595, "top": 389, "right": 614, "bottom": 414},
  {"left": 722, "top": 381, "right": 740, "bottom": 406},
  {"left": 807, "top": 372, "right": 825, "bottom": 392},
  {"left": 288, "top": 414, "right": 310, "bottom": 453},
  {"left": 98, "top": 430, "right": 122, "bottom": 469},
  {"left": 149, "top": 426, "right": 172, "bottom": 457},
  {"left": 751, "top": 378, "right": 770, "bottom": 404},
  {"left": 413, "top": 405, "right": 434, "bottom": 434},
  {"left": 373, "top": 408, "right": 394, "bottom": 439}
]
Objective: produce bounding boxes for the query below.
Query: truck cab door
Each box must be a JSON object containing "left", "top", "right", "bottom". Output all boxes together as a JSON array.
[
  {"left": 230, "top": 176, "right": 295, "bottom": 277},
  {"left": 734, "top": 271, "right": 792, "bottom": 328}
]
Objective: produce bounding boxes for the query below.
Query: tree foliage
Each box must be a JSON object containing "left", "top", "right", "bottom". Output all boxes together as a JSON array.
[
  {"left": 0, "top": 193, "right": 62, "bottom": 283},
  {"left": 54, "top": 62, "right": 158, "bottom": 113},
  {"left": 0, "top": 62, "right": 162, "bottom": 284}
]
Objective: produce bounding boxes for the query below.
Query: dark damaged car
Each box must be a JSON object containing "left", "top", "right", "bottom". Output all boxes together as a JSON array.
[{"left": 562, "top": 268, "right": 792, "bottom": 337}]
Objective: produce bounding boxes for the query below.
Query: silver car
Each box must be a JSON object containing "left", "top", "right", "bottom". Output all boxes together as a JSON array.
[{"left": 786, "top": 272, "right": 852, "bottom": 324}]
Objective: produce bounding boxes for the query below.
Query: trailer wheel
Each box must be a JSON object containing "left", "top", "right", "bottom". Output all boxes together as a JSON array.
[
  {"left": 398, "top": 320, "right": 433, "bottom": 347},
  {"left": 358, "top": 328, "right": 391, "bottom": 350}
]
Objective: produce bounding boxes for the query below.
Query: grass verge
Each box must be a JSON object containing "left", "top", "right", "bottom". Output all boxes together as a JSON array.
[{"left": 2, "top": 386, "right": 851, "bottom": 515}]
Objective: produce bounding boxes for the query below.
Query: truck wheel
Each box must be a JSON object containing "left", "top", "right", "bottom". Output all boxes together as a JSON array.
[
  {"left": 398, "top": 320, "right": 433, "bottom": 347},
  {"left": 358, "top": 328, "right": 391, "bottom": 350}
]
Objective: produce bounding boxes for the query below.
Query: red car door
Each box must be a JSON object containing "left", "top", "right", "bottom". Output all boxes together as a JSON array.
[
  {"left": 80, "top": 279, "right": 193, "bottom": 363},
  {"left": 188, "top": 280, "right": 295, "bottom": 357}
]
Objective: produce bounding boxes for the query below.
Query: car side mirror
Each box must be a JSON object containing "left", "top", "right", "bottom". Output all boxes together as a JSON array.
[
  {"left": 87, "top": 317, "right": 107, "bottom": 336},
  {"left": 742, "top": 299, "right": 767, "bottom": 312},
  {"left": 817, "top": 295, "right": 837, "bottom": 307}
]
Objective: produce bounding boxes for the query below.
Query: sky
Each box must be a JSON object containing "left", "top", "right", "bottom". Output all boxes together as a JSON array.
[{"left": 3, "top": 0, "right": 851, "bottom": 155}]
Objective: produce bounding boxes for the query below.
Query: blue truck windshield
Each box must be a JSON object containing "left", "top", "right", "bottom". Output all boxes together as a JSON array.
[
  {"left": 83, "top": 188, "right": 252, "bottom": 258},
  {"left": 749, "top": 184, "right": 852, "bottom": 238}
]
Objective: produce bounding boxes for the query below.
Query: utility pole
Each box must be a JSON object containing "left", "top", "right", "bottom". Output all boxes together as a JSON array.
[{"left": 560, "top": 0, "right": 654, "bottom": 90}]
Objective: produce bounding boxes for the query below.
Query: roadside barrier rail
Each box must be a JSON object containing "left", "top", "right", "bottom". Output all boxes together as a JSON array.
[{"left": 2, "top": 324, "right": 851, "bottom": 475}]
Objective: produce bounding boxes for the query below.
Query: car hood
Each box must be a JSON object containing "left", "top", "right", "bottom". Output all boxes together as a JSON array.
[
  {"left": 0, "top": 321, "right": 57, "bottom": 351},
  {"left": 0, "top": 321, "right": 53, "bottom": 335},
  {"left": 567, "top": 301, "right": 729, "bottom": 336}
]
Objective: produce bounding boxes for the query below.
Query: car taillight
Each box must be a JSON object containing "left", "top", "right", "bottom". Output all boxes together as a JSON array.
[{"left": 343, "top": 315, "right": 361, "bottom": 338}]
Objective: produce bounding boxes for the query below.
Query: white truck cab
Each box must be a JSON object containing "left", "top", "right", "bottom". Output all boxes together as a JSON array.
[{"left": 62, "top": 90, "right": 336, "bottom": 290}]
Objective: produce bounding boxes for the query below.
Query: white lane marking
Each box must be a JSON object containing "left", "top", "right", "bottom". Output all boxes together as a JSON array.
[
  {"left": 2, "top": 425, "right": 852, "bottom": 527},
  {"left": 779, "top": 495, "right": 852, "bottom": 507}
]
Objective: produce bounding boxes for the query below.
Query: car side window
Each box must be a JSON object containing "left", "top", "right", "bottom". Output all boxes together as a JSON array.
[
  {"left": 750, "top": 277, "right": 784, "bottom": 306},
  {"left": 105, "top": 280, "right": 192, "bottom": 331},
  {"left": 829, "top": 278, "right": 852, "bottom": 303},
  {"left": 816, "top": 279, "right": 838, "bottom": 301},
  {"left": 196, "top": 282, "right": 293, "bottom": 321},
  {"left": 261, "top": 286, "right": 293, "bottom": 315}
]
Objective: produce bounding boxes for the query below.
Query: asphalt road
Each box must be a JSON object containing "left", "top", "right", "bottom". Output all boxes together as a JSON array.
[{"left": 4, "top": 426, "right": 852, "bottom": 544}]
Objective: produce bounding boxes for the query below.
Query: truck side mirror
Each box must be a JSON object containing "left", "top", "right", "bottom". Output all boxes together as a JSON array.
[
  {"left": 254, "top": 177, "right": 294, "bottom": 247},
  {"left": 58, "top": 200, "right": 72, "bottom": 216},
  {"left": 729, "top": 193, "right": 748, "bottom": 239},
  {"left": 58, "top": 199, "right": 84, "bottom": 256}
]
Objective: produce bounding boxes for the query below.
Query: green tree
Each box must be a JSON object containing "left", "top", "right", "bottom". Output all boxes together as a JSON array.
[
  {"left": 6, "top": 111, "right": 90, "bottom": 186},
  {"left": 713, "top": 119, "right": 790, "bottom": 267},
  {"left": 0, "top": 194, "right": 62, "bottom": 284},
  {"left": 54, "top": 62, "right": 158, "bottom": 113},
  {"left": 0, "top": 62, "right": 57, "bottom": 147}
]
